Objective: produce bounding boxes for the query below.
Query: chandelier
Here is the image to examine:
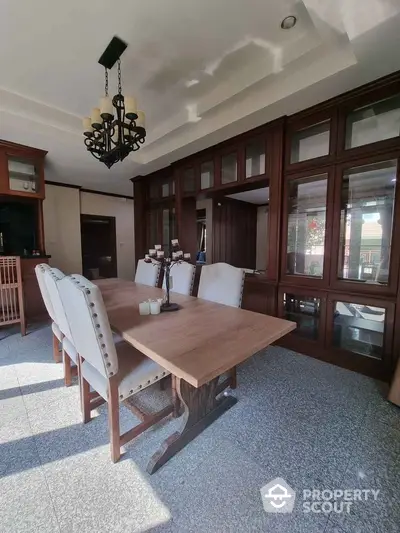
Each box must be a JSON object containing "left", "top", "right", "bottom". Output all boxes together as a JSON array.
[{"left": 82, "top": 37, "right": 146, "bottom": 169}]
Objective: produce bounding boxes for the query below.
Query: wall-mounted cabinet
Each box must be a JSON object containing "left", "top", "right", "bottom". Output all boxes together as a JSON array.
[{"left": 0, "top": 141, "right": 47, "bottom": 199}]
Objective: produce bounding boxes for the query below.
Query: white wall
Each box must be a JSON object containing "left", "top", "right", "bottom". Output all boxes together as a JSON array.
[
  {"left": 196, "top": 198, "right": 213, "bottom": 263},
  {"left": 256, "top": 205, "right": 268, "bottom": 271},
  {"left": 43, "top": 184, "right": 82, "bottom": 274},
  {"left": 43, "top": 185, "right": 135, "bottom": 279},
  {"left": 80, "top": 192, "right": 135, "bottom": 280}
]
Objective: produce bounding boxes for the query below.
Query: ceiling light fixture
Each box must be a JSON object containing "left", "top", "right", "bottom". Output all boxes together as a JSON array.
[
  {"left": 281, "top": 15, "right": 297, "bottom": 30},
  {"left": 82, "top": 36, "right": 146, "bottom": 169}
]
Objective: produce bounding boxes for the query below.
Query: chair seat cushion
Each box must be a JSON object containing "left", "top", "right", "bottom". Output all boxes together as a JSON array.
[
  {"left": 51, "top": 322, "right": 62, "bottom": 341},
  {"left": 81, "top": 341, "right": 170, "bottom": 401},
  {"left": 62, "top": 337, "right": 78, "bottom": 364}
]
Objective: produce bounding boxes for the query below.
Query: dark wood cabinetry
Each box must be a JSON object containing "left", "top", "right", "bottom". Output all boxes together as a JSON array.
[{"left": 133, "top": 70, "right": 400, "bottom": 382}]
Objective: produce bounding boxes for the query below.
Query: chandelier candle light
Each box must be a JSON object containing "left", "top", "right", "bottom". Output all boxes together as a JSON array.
[
  {"left": 144, "top": 239, "right": 191, "bottom": 312},
  {"left": 82, "top": 36, "right": 146, "bottom": 168}
]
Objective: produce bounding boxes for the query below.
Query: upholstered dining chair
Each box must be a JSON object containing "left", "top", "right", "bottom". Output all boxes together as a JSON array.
[
  {"left": 134, "top": 259, "right": 161, "bottom": 287},
  {"left": 162, "top": 261, "right": 196, "bottom": 296},
  {"left": 35, "top": 263, "right": 62, "bottom": 363},
  {"left": 57, "top": 274, "right": 173, "bottom": 463},
  {"left": 197, "top": 262, "right": 245, "bottom": 389},
  {"left": 43, "top": 268, "right": 78, "bottom": 387}
]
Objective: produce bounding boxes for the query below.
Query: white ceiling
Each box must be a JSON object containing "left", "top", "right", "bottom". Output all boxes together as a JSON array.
[
  {"left": 1, "top": 0, "right": 400, "bottom": 195},
  {"left": 226, "top": 187, "right": 269, "bottom": 205}
]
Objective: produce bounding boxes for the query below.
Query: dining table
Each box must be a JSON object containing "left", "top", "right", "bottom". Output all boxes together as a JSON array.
[{"left": 96, "top": 278, "right": 296, "bottom": 474}]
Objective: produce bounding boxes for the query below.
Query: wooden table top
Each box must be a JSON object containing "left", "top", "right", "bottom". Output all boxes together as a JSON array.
[{"left": 97, "top": 278, "right": 296, "bottom": 388}]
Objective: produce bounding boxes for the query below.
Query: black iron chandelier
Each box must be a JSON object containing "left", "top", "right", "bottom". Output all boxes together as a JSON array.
[{"left": 82, "top": 37, "right": 146, "bottom": 169}]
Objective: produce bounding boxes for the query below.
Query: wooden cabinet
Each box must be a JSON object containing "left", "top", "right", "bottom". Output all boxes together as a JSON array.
[
  {"left": 0, "top": 140, "right": 47, "bottom": 199},
  {"left": 21, "top": 257, "right": 49, "bottom": 321}
]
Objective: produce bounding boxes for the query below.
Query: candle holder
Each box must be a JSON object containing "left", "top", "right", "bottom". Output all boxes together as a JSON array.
[{"left": 144, "top": 240, "right": 191, "bottom": 312}]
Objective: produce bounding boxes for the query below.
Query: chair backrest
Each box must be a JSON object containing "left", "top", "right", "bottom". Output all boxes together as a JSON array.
[
  {"left": 43, "top": 268, "right": 72, "bottom": 340},
  {"left": 57, "top": 274, "right": 118, "bottom": 378},
  {"left": 0, "top": 256, "right": 24, "bottom": 326},
  {"left": 162, "top": 261, "right": 196, "bottom": 296},
  {"left": 34, "top": 263, "right": 56, "bottom": 322},
  {"left": 135, "top": 259, "right": 161, "bottom": 287},
  {"left": 197, "top": 262, "right": 245, "bottom": 308}
]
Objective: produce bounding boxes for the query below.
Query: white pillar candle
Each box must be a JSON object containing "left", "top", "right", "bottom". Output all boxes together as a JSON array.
[
  {"left": 177, "top": 250, "right": 183, "bottom": 258},
  {"left": 136, "top": 110, "right": 145, "bottom": 128},
  {"left": 150, "top": 300, "right": 161, "bottom": 315},
  {"left": 145, "top": 254, "right": 150, "bottom": 260},
  {"left": 139, "top": 301, "right": 150, "bottom": 315},
  {"left": 100, "top": 97, "right": 113, "bottom": 116},
  {"left": 149, "top": 249, "right": 156, "bottom": 257},
  {"left": 172, "top": 252, "right": 178, "bottom": 260},
  {"left": 171, "top": 239, "right": 179, "bottom": 247},
  {"left": 82, "top": 117, "right": 93, "bottom": 133},
  {"left": 155, "top": 244, "right": 162, "bottom": 250},
  {"left": 184, "top": 253, "right": 191, "bottom": 260},
  {"left": 91, "top": 107, "right": 102, "bottom": 126},
  {"left": 124, "top": 96, "right": 137, "bottom": 115},
  {"left": 156, "top": 250, "right": 164, "bottom": 258}
]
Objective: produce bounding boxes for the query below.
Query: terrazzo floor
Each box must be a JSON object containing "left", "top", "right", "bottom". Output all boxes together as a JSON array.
[{"left": 1, "top": 323, "right": 399, "bottom": 533}]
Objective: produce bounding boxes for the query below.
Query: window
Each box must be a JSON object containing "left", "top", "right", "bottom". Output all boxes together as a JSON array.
[
  {"left": 283, "top": 294, "right": 320, "bottom": 341},
  {"left": 246, "top": 140, "right": 265, "bottom": 178},
  {"left": 183, "top": 168, "right": 196, "bottom": 193},
  {"left": 290, "top": 121, "right": 330, "bottom": 163},
  {"left": 332, "top": 301, "right": 385, "bottom": 359},
  {"left": 221, "top": 153, "right": 237, "bottom": 184},
  {"left": 200, "top": 161, "right": 214, "bottom": 189},
  {"left": 338, "top": 160, "right": 397, "bottom": 285},
  {"left": 286, "top": 174, "right": 328, "bottom": 277},
  {"left": 345, "top": 94, "right": 400, "bottom": 149}
]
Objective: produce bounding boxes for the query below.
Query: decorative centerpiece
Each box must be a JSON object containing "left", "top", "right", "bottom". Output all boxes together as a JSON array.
[{"left": 144, "top": 239, "right": 191, "bottom": 312}]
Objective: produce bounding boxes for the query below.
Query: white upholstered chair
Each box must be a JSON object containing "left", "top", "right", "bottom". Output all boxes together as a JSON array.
[
  {"left": 44, "top": 268, "right": 78, "bottom": 387},
  {"left": 162, "top": 261, "right": 196, "bottom": 296},
  {"left": 57, "top": 274, "right": 173, "bottom": 463},
  {"left": 134, "top": 259, "right": 161, "bottom": 287},
  {"left": 35, "top": 263, "right": 62, "bottom": 363},
  {"left": 198, "top": 262, "right": 245, "bottom": 389}
]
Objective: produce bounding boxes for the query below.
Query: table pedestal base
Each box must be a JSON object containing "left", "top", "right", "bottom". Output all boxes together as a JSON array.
[{"left": 147, "top": 376, "right": 237, "bottom": 474}]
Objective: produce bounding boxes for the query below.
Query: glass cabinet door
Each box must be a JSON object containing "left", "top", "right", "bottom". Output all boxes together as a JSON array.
[
  {"left": 183, "top": 168, "right": 196, "bottom": 194},
  {"left": 245, "top": 139, "right": 266, "bottom": 178},
  {"left": 290, "top": 121, "right": 330, "bottom": 164},
  {"left": 221, "top": 153, "right": 238, "bottom": 184},
  {"left": 8, "top": 157, "right": 40, "bottom": 194},
  {"left": 200, "top": 161, "right": 214, "bottom": 189},
  {"left": 283, "top": 293, "right": 321, "bottom": 340},
  {"left": 337, "top": 160, "right": 397, "bottom": 286},
  {"left": 345, "top": 94, "right": 400, "bottom": 150},
  {"left": 286, "top": 174, "right": 328, "bottom": 277}
]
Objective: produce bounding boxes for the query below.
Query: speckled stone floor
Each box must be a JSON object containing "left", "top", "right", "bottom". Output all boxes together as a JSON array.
[{"left": 1, "top": 323, "right": 399, "bottom": 533}]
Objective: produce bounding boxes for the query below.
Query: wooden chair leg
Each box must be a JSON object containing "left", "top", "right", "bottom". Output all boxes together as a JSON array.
[
  {"left": 63, "top": 349, "right": 72, "bottom": 387},
  {"left": 171, "top": 375, "right": 181, "bottom": 418},
  {"left": 108, "top": 377, "right": 120, "bottom": 463},
  {"left": 230, "top": 367, "right": 237, "bottom": 390},
  {"left": 80, "top": 369, "right": 91, "bottom": 424},
  {"left": 20, "top": 315, "right": 26, "bottom": 337},
  {"left": 52, "top": 333, "right": 61, "bottom": 363}
]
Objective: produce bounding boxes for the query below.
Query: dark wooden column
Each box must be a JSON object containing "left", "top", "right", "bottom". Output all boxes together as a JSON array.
[{"left": 132, "top": 176, "right": 147, "bottom": 265}]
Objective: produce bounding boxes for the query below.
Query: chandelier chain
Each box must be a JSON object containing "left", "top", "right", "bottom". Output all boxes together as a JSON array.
[
  {"left": 117, "top": 60, "right": 122, "bottom": 95},
  {"left": 104, "top": 68, "right": 109, "bottom": 97}
]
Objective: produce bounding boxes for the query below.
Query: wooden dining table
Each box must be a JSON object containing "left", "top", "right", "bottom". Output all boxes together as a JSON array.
[{"left": 96, "top": 278, "right": 296, "bottom": 473}]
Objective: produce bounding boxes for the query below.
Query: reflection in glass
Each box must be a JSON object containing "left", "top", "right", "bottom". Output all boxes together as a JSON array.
[
  {"left": 200, "top": 161, "right": 214, "bottom": 189},
  {"left": 333, "top": 301, "right": 385, "bottom": 359},
  {"left": 286, "top": 174, "right": 327, "bottom": 277},
  {"left": 290, "top": 121, "right": 330, "bottom": 163},
  {"left": 338, "top": 160, "right": 397, "bottom": 285},
  {"left": 183, "top": 168, "right": 196, "bottom": 192},
  {"left": 283, "top": 294, "right": 320, "bottom": 340},
  {"left": 246, "top": 140, "right": 265, "bottom": 178},
  {"left": 161, "top": 182, "right": 169, "bottom": 197},
  {"left": 8, "top": 157, "right": 40, "bottom": 193},
  {"left": 221, "top": 153, "right": 237, "bottom": 184},
  {"left": 345, "top": 94, "right": 400, "bottom": 149}
]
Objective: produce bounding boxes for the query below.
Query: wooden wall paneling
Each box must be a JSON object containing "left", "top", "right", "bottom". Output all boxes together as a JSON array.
[
  {"left": 241, "top": 278, "right": 277, "bottom": 315},
  {"left": 133, "top": 178, "right": 147, "bottom": 263},
  {"left": 266, "top": 121, "right": 284, "bottom": 281}
]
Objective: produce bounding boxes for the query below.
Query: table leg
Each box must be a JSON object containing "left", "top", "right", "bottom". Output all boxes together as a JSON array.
[{"left": 147, "top": 376, "right": 237, "bottom": 474}]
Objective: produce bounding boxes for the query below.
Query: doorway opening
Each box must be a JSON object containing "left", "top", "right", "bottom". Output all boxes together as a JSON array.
[{"left": 81, "top": 214, "right": 117, "bottom": 279}]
